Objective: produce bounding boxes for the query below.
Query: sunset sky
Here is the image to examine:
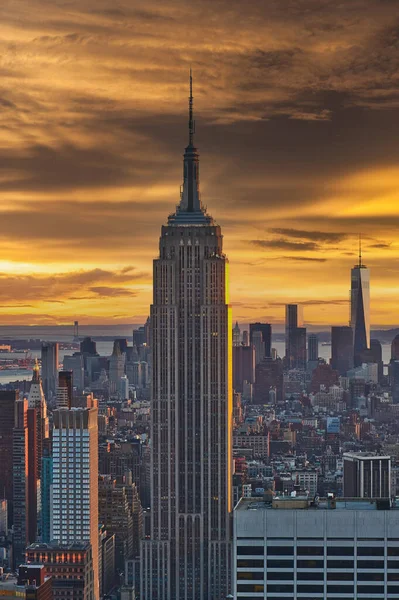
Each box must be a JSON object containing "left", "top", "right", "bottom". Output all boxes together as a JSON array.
[{"left": 1, "top": 0, "right": 399, "bottom": 327}]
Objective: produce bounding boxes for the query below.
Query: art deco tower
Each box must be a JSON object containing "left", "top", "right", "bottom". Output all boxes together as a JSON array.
[
  {"left": 141, "top": 75, "right": 233, "bottom": 600},
  {"left": 350, "top": 238, "right": 370, "bottom": 366}
]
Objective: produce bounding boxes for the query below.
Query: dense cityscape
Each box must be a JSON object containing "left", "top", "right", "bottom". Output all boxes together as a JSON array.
[{"left": 0, "top": 74, "right": 399, "bottom": 600}]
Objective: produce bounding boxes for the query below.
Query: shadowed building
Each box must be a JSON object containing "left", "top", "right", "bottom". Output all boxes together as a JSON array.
[{"left": 331, "top": 326, "right": 353, "bottom": 376}]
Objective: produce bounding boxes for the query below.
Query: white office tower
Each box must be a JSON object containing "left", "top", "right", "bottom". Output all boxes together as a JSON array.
[
  {"left": 141, "top": 75, "right": 233, "bottom": 600},
  {"left": 234, "top": 495, "right": 399, "bottom": 600},
  {"left": 51, "top": 408, "right": 99, "bottom": 600}
]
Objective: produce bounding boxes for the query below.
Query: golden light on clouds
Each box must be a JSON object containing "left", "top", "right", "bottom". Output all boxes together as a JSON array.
[{"left": 0, "top": 0, "right": 399, "bottom": 326}]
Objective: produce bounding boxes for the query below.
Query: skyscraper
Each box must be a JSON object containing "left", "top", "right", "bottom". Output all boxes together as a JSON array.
[
  {"left": 28, "top": 361, "right": 49, "bottom": 478},
  {"left": 13, "top": 399, "right": 29, "bottom": 566},
  {"left": 285, "top": 304, "right": 303, "bottom": 368},
  {"left": 249, "top": 322, "right": 272, "bottom": 358},
  {"left": 331, "top": 325, "right": 354, "bottom": 376},
  {"left": 350, "top": 239, "right": 370, "bottom": 366},
  {"left": 232, "top": 321, "right": 241, "bottom": 347},
  {"left": 41, "top": 342, "right": 59, "bottom": 400},
  {"left": 0, "top": 390, "right": 17, "bottom": 525},
  {"left": 56, "top": 370, "right": 73, "bottom": 409},
  {"left": 51, "top": 408, "right": 99, "bottom": 600},
  {"left": 307, "top": 334, "right": 319, "bottom": 362},
  {"left": 141, "top": 75, "right": 232, "bottom": 600}
]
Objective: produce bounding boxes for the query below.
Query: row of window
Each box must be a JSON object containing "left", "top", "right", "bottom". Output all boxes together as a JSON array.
[
  {"left": 237, "top": 545, "right": 399, "bottom": 556},
  {"left": 237, "top": 558, "right": 399, "bottom": 569},
  {"left": 238, "top": 571, "right": 399, "bottom": 581},
  {"left": 237, "top": 583, "right": 399, "bottom": 593}
]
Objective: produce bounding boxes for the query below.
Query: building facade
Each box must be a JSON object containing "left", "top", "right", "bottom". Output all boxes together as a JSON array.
[
  {"left": 41, "top": 342, "right": 59, "bottom": 401},
  {"left": 51, "top": 409, "right": 99, "bottom": 600},
  {"left": 343, "top": 452, "right": 391, "bottom": 498},
  {"left": 234, "top": 496, "right": 399, "bottom": 600},
  {"left": 141, "top": 76, "right": 232, "bottom": 600}
]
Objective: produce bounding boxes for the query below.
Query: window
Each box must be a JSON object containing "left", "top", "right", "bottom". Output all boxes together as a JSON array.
[
  {"left": 237, "top": 584, "right": 264, "bottom": 593},
  {"left": 267, "top": 559, "right": 293, "bottom": 568},
  {"left": 267, "top": 547, "right": 294, "bottom": 555},
  {"left": 357, "top": 572, "right": 384, "bottom": 581},
  {"left": 296, "top": 584, "right": 324, "bottom": 593},
  {"left": 357, "top": 560, "right": 384, "bottom": 569},
  {"left": 297, "top": 572, "right": 324, "bottom": 580},
  {"left": 297, "top": 547, "right": 324, "bottom": 556},
  {"left": 266, "top": 572, "right": 293, "bottom": 580},
  {"left": 237, "top": 572, "right": 264, "bottom": 581},
  {"left": 388, "top": 585, "right": 399, "bottom": 594},
  {"left": 388, "top": 573, "right": 399, "bottom": 581},
  {"left": 388, "top": 547, "right": 399, "bottom": 556},
  {"left": 357, "top": 547, "right": 384, "bottom": 556},
  {"left": 357, "top": 585, "right": 384, "bottom": 594},
  {"left": 237, "top": 559, "right": 263, "bottom": 568},
  {"left": 266, "top": 584, "right": 293, "bottom": 593},
  {"left": 327, "top": 546, "right": 354, "bottom": 556},
  {"left": 327, "top": 585, "right": 353, "bottom": 593},
  {"left": 388, "top": 560, "right": 399, "bottom": 569},
  {"left": 327, "top": 572, "right": 354, "bottom": 581},
  {"left": 237, "top": 546, "right": 264, "bottom": 556},
  {"left": 327, "top": 560, "right": 353, "bottom": 568},
  {"left": 297, "top": 559, "right": 324, "bottom": 569}
]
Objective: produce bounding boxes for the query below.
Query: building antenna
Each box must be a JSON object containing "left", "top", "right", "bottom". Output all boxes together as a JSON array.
[
  {"left": 189, "top": 68, "right": 195, "bottom": 146},
  {"left": 359, "top": 233, "right": 362, "bottom": 267}
]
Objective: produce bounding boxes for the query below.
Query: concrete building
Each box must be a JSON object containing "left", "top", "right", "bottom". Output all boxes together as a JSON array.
[
  {"left": 56, "top": 371, "right": 73, "bottom": 409},
  {"left": 63, "top": 355, "right": 85, "bottom": 392},
  {"left": 51, "top": 409, "right": 99, "bottom": 600},
  {"left": 141, "top": 75, "right": 232, "bottom": 600},
  {"left": 343, "top": 452, "right": 391, "bottom": 498},
  {"left": 26, "top": 542, "right": 94, "bottom": 600},
  {"left": 234, "top": 495, "right": 399, "bottom": 600},
  {"left": 109, "top": 341, "right": 126, "bottom": 395}
]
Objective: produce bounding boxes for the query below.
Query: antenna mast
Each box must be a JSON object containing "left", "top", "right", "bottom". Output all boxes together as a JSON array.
[{"left": 189, "top": 69, "right": 194, "bottom": 146}]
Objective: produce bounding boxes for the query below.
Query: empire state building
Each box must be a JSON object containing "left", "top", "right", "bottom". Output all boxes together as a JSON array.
[{"left": 141, "top": 75, "right": 233, "bottom": 599}]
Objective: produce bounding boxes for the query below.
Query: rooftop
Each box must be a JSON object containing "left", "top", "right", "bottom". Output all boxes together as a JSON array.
[{"left": 236, "top": 496, "right": 396, "bottom": 512}]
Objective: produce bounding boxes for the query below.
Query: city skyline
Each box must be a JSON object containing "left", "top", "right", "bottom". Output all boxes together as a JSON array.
[{"left": 1, "top": 1, "right": 399, "bottom": 327}]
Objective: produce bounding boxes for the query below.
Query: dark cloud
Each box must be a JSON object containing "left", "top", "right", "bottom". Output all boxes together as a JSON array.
[
  {"left": 89, "top": 286, "right": 138, "bottom": 297},
  {"left": 369, "top": 243, "right": 391, "bottom": 248},
  {"left": 270, "top": 228, "right": 348, "bottom": 242},
  {"left": 282, "top": 256, "right": 328, "bottom": 262},
  {"left": 251, "top": 239, "right": 320, "bottom": 251}
]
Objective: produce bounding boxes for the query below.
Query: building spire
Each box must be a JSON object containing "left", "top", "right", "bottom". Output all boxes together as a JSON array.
[
  {"left": 189, "top": 68, "right": 194, "bottom": 147},
  {"left": 359, "top": 233, "right": 362, "bottom": 267}
]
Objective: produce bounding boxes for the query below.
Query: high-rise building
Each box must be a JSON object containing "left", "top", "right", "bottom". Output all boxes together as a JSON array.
[
  {"left": 392, "top": 334, "right": 399, "bottom": 360},
  {"left": 40, "top": 438, "right": 53, "bottom": 543},
  {"left": 141, "top": 75, "right": 232, "bottom": 600},
  {"left": 26, "top": 542, "right": 95, "bottom": 600},
  {"left": 234, "top": 495, "right": 399, "bottom": 600},
  {"left": 28, "top": 362, "right": 49, "bottom": 478},
  {"left": 0, "top": 390, "right": 17, "bottom": 525},
  {"left": 242, "top": 330, "right": 249, "bottom": 346},
  {"left": 0, "top": 499, "right": 7, "bottom": 534},
  {"left": 285, "top": 304, "right": 303, "bottom": 368},
  {"left": 109, "top": 341, "right": 126, "bottom": 395},
  {"left": 343, "top": 452, "right": 391, "bottom": 498},
  {"left": 63, "top": 354, "right": 85, "bottom": 392},
  {"left": 291, "top": 327, "right": 307, "bottom": 369},
  {"left": 51, "top": 408, "right": 99, "bottom": 600},
  {"left": 233, "top": 321, "right": 241, "bottom": 347},
  {"left": 252, "top": 330, "right": 265, "bottom": 365},
  {"left": 80, "top": 337, "right": 97, "bottom": 356},
  {"left": 350, "top": 242, "right": 370, "bottom": 366},
  {"left": 254, "top": 357, "right": 284, "bottom": 403},
  {"left": 331, "top": 325, "right": 353, "bottom": 376},
  {"left": 56, "top": 370, "right": 73, "bottom": 409},
  {"left": 13, "top": 399, "right": 29, "bottom": 566},
  {"left": 41, "top": 342, "right": 59, "bottom": 400},
  {"left": 307, "top": 334, "right": 318, "bottom": 362},
  {"left": 249, "top": 323, "right": 272, "bottom": 358},
  {"left": 233, "top": 345, "right": 255, "bottom": 393}
]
